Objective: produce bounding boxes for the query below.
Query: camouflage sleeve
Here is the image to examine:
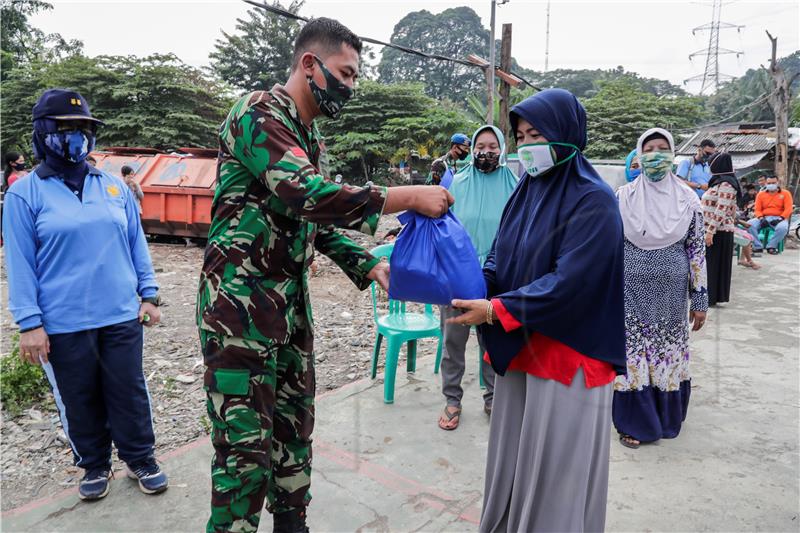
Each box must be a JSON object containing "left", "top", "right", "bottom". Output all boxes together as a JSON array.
[
  {"left": 314, "top": 226, "right": 380, "bottom": 290},
  {"left": 225, "top": 100, "right": 387, "bottom": 235}
]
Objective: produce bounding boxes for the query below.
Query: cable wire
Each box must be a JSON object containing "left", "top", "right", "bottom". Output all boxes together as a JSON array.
[{"left": 243, "top": 0, "right": 542, "bottom": 90}]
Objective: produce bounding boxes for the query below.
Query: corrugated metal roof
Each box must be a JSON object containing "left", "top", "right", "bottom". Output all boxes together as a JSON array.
[
  {"left": 676, "top": 129, "right": 775, "bottom": 154},
  {"left": 731, "top": 152, "right": 770, "bottom": 169}
]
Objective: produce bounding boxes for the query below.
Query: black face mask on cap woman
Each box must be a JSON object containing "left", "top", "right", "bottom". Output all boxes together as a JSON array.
[{"left": 474, "top": 151, "right": 500, "bottom": 173}]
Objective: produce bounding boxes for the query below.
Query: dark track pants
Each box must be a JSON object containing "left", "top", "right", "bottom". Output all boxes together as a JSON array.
[{"left": 42, "top": 318, "right": 155, "bottom": 470}]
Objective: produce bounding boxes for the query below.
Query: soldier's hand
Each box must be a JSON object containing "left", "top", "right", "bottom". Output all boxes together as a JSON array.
[
  {"left": 367, "top": 261, "right": 390, "bottom": 292},
  {"left": 383, "top": 185, "right": 454, "bottom": 216},
  {"left": 412, "top": 186, "right": 454, "bottom": 218}
]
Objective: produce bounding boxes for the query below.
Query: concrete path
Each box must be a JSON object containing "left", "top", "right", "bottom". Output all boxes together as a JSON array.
[{"left": 3, "top": 250, "right": 798, "bottom": 532}]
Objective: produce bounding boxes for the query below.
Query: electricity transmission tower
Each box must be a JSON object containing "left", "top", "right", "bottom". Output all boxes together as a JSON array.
[{"left": 684, "top": 0, "right": 744, "bottom": 94}]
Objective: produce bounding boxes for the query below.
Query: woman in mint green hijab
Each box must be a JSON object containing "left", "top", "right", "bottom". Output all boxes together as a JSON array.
[{"left": 438, "top": 125, "right": 519, "bottom": 430}]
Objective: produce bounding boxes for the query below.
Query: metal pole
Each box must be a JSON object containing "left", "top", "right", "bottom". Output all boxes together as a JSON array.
[
  {"left": 487, "top": 0, "right": 496, "bottom": 125},
  {"left": 544, "top": 0, "right": 551, "bottom": 72}
]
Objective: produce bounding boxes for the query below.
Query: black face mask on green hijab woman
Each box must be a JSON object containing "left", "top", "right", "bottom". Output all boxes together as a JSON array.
[{"left": 307, "top": 56, "right": 354, "bottom": 119}]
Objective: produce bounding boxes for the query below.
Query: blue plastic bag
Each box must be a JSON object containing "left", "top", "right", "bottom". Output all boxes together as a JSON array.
[{"left": 388, "top": 210, "right": 486, "bottom": 305}]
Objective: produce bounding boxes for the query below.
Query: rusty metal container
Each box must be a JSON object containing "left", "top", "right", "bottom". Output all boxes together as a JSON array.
[{"left": 91, "top": 147, "right": 217, "bottom": 238}]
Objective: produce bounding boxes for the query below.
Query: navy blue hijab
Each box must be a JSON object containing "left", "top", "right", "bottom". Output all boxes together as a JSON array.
[{"left": 479, "top": 89, "right": 626, "bottom": 374}]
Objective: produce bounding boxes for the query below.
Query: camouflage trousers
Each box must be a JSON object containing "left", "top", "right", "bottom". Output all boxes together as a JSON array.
[{"left": 200, "top": 323, "right": 315, "bottom": 533}]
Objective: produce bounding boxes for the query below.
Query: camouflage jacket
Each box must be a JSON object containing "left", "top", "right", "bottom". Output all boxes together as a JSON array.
[
  {"left": 428, "top": 152, "right": 468, "bottom": 184},
  {"left": 197, "top": 86, "right": 388, "bottom": 343}
]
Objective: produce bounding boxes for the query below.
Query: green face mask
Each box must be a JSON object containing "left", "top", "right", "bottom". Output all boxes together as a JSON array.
[
  {"left": 639, "top": 151, "right": 674, "bottom": 182},
  {"left": 516, "top": 142, "right": 578, "bottom": 177}
]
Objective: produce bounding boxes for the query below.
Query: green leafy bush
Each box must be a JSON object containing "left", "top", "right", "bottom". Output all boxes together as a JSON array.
[{"left": 1, "top": 334, "right": 51, "bottom": 416}]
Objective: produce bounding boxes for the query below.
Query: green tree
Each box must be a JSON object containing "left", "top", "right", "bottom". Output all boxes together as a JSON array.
[
  {"left": 515, "top": 66, "right": 687, "bottom": 99},
  {"left": 582, "top": 78, "right": 705, "bottom": 159},
  {"left": 320, "top": 81, "right": 477, "bottom": 183},
  {"left": 1, "top": 0, "right": 82, "bottom": 79},
  {"left": 377, "top": 7, "right": 495, "bottom": 103},
  {"left": 705, "top": 51, "right": 800, "bottom": 123},
  {"left": 209, "top": 1, "right": 304, "bottom": 92},
  {"left": 1, "top": 54, "right": 233, "bottom": 154}
]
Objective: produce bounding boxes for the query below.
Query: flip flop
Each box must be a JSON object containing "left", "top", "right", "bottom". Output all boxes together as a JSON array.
[
  {"left": 438, "top": 406, "right": 462, "bottom": 431},
  {"left": 619, "top": 434, "right": 640, "bottom": 449}
]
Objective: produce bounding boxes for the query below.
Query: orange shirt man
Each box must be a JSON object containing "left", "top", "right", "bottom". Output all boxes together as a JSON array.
[{"left": 748, "top": 176, "right": 794, "bottom": 253}]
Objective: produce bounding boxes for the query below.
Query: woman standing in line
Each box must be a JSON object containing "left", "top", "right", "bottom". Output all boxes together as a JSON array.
[
  {"left": 437, "top": 124, "right": 518, "bottom": 430},
  {"left": 613, "top": 128, "right": 708, "bottom": 449},
  {"left": 703, "top": 152, "right": 741, "bottom": 306}
]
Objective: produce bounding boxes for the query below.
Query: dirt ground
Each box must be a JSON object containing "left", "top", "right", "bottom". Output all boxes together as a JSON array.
[{"left": 0, "top": 216, "right": 439, "bottom": 511}]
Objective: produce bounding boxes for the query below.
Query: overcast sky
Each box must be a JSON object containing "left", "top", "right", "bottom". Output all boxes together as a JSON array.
[{"left": 31, "top": 0, "right": 800, "bottom": 94}]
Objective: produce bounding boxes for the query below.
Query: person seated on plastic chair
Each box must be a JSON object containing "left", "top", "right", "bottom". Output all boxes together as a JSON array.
[{"left": 747, "top": 176, "right": 793, "bottom": 255}]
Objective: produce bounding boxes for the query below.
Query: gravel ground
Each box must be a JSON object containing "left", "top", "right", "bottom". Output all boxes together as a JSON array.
[{"left": 0, "top": 215, "right": 440, "bottom": 511}]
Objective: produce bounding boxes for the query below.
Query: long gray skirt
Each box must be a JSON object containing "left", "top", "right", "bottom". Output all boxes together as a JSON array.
[{"left": 480, "top": 369, "right": 613, "bottom": 533}]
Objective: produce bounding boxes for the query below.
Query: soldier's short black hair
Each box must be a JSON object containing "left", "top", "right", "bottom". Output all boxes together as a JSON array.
[
  {"left": 700, "top": 139, "right": 716, "bottom": 149},
  {"left": 292, "top": 17, "right": 362, "bottom": 69},
  {"left": 121, "top": 165, "right": 134, "bottom": 176}
]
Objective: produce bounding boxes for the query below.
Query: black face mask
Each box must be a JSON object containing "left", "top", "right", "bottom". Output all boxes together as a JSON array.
[
  {"left": 11, "top": 162, "right": 26, "bottom": 171},
  {"left": 474, "top": 151, "right": 500, "bottom": 173},
  {"left": 454, "top": 147, "right": 469, "bottom": 161},
  {"left": 307, "top": 56, "right": 354, "bottom": 119}
]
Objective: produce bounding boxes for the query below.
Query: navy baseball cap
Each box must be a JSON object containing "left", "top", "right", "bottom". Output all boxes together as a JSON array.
[
  {"left": 451, "top": 133, "right": 471, "bottom": 146},
  {"left": 32, "top": 89, "right": 104, "bottom": 125}
]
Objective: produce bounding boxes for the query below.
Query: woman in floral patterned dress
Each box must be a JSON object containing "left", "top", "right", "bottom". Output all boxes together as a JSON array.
[{"left": 613, "top": 128, "right": 709, "bottom": 449}]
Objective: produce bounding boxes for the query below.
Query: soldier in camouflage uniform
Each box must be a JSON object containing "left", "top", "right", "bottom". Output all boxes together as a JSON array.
[
  {"left": 196, "top": 18, "right": 453, "bottom": 533},
  {"left": 428, "top": 133, "right": 471, "bottom": 185}
]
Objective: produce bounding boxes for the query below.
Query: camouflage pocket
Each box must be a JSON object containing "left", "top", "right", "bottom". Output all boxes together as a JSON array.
[{"left": 206, "top": 368, "right": 251, "bottom": 395}]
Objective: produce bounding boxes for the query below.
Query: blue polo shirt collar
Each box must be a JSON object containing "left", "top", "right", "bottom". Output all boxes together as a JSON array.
[{"left": 35, "top": 162, "right": 102, "bottom": 179}]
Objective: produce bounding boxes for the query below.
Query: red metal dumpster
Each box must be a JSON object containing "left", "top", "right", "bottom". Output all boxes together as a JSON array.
[{"left": 91, "top": 147, "right": 217, "bottom": 239}]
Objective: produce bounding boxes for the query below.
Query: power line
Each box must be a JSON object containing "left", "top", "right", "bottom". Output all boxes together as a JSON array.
[
  {"left": 243, "top": 0, "right": 767, "bottom": 136},
  {"left": 671, "top": 90, "right": 773, "bottom": 133},
  {"left": 585, "top": 89, "right": 775, "bottom": 134},
  {"left": 242, "top": 0, "right": 542, "bottom": 90}
]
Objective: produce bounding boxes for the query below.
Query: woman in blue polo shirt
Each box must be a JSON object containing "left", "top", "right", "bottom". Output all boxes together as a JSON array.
[{"left": 2, "top": 89, "right": 168, "bottom": 501}]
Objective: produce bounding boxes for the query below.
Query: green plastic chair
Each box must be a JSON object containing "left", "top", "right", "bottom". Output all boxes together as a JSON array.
[
  {"left": 758, "top": 225, "right": 785, "bottom": 253},
  {"left": 369, "top": 243, "right": 442, "bottom": 404}
]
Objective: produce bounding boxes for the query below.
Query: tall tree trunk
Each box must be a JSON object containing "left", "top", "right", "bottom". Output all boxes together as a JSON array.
[
  {"left": 498, "top": 24, "right": 513, "bottom": 149},
  {"left": 764, "top": 31, "right": 795, "bottom": 188}
]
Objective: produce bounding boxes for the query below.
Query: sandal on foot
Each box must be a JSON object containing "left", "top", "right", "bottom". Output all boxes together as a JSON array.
[
  {"left": 484, "top": 404, "right": 492, "bottom": 417},
  {"left": 619, "top": 434, "right": 640, "bottom": 449},
  {"left": 438, "top": 406, "right": 462, "bottom": 431}
]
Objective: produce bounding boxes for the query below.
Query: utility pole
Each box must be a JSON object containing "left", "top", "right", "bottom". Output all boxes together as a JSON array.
[
  {"left": 544, "top": 0, "right": 551, "bottom": 72},
  {"left": 498, "top": 24, "right": 513, "bottom": 144},
  {"left": 764, "top": 31, "right": 799, "bottom": 187},
  {"left": 487, "top": 0, "right": 497, "bottom": 125},
  {"left": 685, "top": 0, "right": 743, "bottom": 94}
]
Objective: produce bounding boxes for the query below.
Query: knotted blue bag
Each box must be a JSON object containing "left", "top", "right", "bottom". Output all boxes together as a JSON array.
[{"left": 388, "top": 210, "right": 486, "bottom": 305}]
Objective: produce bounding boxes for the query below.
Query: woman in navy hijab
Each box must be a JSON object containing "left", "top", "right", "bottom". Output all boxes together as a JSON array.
[{"left": 449, "top": 89, "right": 625, "bottom": 532}]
